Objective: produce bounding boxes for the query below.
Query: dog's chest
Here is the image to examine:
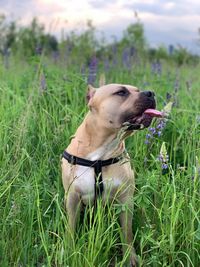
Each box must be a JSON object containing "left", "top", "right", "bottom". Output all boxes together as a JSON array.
[{"left": 73, "top": 165, "right": 123, "bottom": 205}]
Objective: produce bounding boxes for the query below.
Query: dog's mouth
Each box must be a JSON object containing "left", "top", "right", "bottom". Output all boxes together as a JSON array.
[{"left": 123, "top": 108, "right": 164, "bottom": 130}]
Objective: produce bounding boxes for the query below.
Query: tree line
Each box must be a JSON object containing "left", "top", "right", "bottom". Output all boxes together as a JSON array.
[{"left": 0, "top": 13, "right": 199, "bottom": 65}]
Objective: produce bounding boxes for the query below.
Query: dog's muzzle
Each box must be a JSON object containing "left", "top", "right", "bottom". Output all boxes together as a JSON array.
[{"left": 122, "top": 91, "right": 163, "bottom": 130}]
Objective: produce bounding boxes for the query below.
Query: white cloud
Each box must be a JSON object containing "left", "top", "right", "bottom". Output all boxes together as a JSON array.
[
  {"left": 0, "top": 0, "right": 200, "bottom": 52},
  {"left": 163, "top": 2, "right": 175, "bottom": 10}
]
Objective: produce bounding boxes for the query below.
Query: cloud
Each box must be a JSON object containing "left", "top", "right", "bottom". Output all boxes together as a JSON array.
[
  {"left": 88, "top": 0, "right": 117, "bottom": 9},
  {"left": 125, "top": 0, "right": 200, "bottom": 16},
  {"left": 0, "top": 0, "right": 200, "bottom": 53}
]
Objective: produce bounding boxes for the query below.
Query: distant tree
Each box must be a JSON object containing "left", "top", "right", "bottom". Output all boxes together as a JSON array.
[
  {"left": 0, "top": 14, "right": 18, "bottom": 67},
  {"left": 5, "top": 21, "right": 17, "bottom": 48},
  {"left": 172, "top": 45, "right": 190, "bottom": 65},
  {"left": 156, "top": 45, "right": 169, "bottom": 59},
  {"left": 0, "top": 12, "right": 199, "bottom": 65},
  {"left": 11, "top": 18, "right": 58, "bottom": 57},
  {"left": 42, "top": 34, "right": 58, "bottom": 52},
  {"left": 15, "top": 18, "right": 45, "bottom": 56},
  {"left": 0, "top": 14, "right": 17, "bottom": 55},
  {"left": 0, "top": 14, "right": 7, "bottom": 52},
  {"left": 60, "top": 20, "right": 99, "bottom": 63},
  {"left": 122, "top": 12, "right": 147, "bottom": 53}
]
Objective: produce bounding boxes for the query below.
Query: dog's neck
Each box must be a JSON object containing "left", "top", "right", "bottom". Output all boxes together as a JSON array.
[{"left": 67, "top": 112, "right": 126, "bottom": 160}]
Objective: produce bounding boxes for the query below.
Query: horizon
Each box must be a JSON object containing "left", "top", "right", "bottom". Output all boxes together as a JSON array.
[{"left": 1, "top": 0, "right": 200, "bottom": 54}]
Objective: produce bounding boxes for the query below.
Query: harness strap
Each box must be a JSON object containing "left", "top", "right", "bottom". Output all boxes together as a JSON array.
[
  {"left": 62, "top": 150, "right": 121, "bottom": 198},
  {"left": 94, "top": 161, "right": 103, "bottom": 197}
]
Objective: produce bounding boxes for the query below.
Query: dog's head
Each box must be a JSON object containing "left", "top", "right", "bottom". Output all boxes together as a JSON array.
[{"left": 87, "top": 83, "right": 163, "bottom": 132}]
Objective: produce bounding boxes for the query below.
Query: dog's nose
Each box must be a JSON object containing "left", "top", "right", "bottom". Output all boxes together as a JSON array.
[{"left": 141, "top": 91, "right": 155, "bottom": 98}]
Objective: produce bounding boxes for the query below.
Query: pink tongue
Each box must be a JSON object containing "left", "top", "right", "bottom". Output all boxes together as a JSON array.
[{"left": 144, "top": 109, "right": 163, "bottom": 118}]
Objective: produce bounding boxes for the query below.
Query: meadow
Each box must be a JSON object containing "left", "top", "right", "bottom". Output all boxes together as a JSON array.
[{"left": 0, "top": 51, "right": 200, "bottom": 267}]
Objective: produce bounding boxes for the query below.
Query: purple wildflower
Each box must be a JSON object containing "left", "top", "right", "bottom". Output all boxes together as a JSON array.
[
  {"left": 144, "top": 140, "right": 150, "bottom": 145},
  {"left": 64, "top": 41, "right": 73, "bottom": 62},
  {"left": 40, "top": 73, "right": 47, "bottom": 92},
  {"left": 166, "top": 92, "right": 172, "bottom": 101},
  {"left": 144, "top": 118, "right": 167, "bottom": 145},
  {"left": 156, "top": 119, "right": 166, "bottom": 130},
  {"left": 158, "top": 154, "right": 169, "bottom": 162},
  {"left": 172, "top": 95, "right": 179, "bottom": 107},
  {"left": 87, "top": 56, "right": 98, "bottom": 85},
  {"left": 149, "top": 127, "right": 156, "bottom": 135},
  {"left": 122, "top": 47, "right": 131, "bottom": 69},
  {"left": 157, "top": 62, "right": 162, "bottom": 75},
  {"left": 186, "top": 80, "right": 192, "bottom": 91},
  {"left": 35, "top": 45, "right": 42, "bottom": 55},
  {"left": 104, "top": 58, "right": 110, "bottom": 72},
  {"left": 146, "top": 133, "right": 152, "bottom": 139},
  {"left": 66, "top": 42, "right": 73, "bottom": 54},
  {"left": 151, "top": 61, "right": 162, "bottom": 76},
  {"left": 151, "top": 62, "right": 156, "bottom": 74},
  {"left": 174, "top": 78, "right": 179, "bottom": 93},
  {"left": 52, "top": 51, "right": 59, "bottom": 63},
  {"left": 144, "top": 127, "right": 155, "bottom": 145},
  {"left": 112, "top": 44, "right": 117, "bottom": 55},
  {"left": 168, "top": 45, "right": 174, "bottom": 55},
  {"left": 112, "top": 44, "right": 118, "bottom": 67},
  {"left": 112, "top": 56, "right": 118, "bottom": 67},
  {"left": 159, "top": 142, "right": 169, "bottom": 172},
  {"left": 144, "top": 133, "right": 152, "bottom": 145},
  {"left": 2, "top": 47, "right": 10, "bottom": 69},
  {"left": 162, "top": 163, "right": 168, "bottom": 169},
  {"left": 130, "top": 46, "right": 135, "bottom": 56}
]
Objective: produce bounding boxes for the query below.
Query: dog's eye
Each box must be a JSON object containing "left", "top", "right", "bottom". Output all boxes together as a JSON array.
[{"left": 115, "top": 88, "right": 130, "bottom": 97}]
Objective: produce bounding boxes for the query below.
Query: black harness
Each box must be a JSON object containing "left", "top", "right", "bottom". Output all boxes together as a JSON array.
[{"left": 62, "top": 150, "right": 121, "bottom": 198}]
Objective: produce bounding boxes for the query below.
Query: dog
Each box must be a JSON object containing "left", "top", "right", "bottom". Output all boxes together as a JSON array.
[{"left": 61, "top": 83, "right": 162, "bottom": 266}]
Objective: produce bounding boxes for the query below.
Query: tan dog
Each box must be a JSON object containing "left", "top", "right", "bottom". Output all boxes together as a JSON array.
[{"left": 61, "top": 84, "right": 162, "bottom": 266}]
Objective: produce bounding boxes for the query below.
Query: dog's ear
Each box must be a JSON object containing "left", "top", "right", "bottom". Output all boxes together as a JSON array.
[{"left": 86, "top": 84, "right": 96, "bottom": 104}]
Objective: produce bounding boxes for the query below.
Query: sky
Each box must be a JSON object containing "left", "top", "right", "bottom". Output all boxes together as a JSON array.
[{"left": 1, "top": 0, "right": 200, "bottom": 53}]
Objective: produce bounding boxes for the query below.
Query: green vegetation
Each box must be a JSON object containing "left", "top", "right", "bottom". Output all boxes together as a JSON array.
[{"left": 0, "top": 14, "right": 200, "bottom": 267}]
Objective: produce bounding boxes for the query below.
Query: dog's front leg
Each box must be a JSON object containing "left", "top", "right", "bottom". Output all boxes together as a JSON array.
[
  {"left": 119, "top": 204, "right": 137, "bottom": 267},
  {"left": 65, "top": 191, "right": 81, "bottom": 234}
]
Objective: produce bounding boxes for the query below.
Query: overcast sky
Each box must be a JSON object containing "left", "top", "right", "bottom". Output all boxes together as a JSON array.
[{"left": 1, "top": 0, "right": 200, "bottom": 53}]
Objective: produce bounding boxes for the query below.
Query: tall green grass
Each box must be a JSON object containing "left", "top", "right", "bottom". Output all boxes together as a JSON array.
[{"left": 0, "top": 57, "right": 200, "bottom": 266}]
